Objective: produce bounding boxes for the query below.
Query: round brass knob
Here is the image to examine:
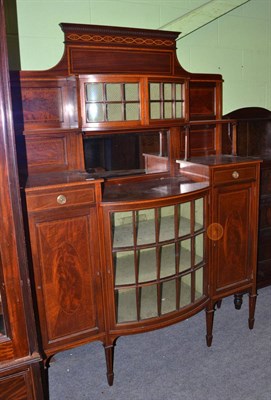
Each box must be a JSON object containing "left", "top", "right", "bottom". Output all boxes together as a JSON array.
[
  {"left": 232, "top": 171, "right": 239, "bottom": 179},
  {"left": 57, "top": 194, "right": 67, "bottom": 205}
]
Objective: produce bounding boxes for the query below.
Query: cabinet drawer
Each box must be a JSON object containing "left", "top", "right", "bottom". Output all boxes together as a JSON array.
[
  {"left": 213, "top": 165, "right": 256, "bottom": 185},
  {"left": 27, "top": 187, "right": 95, "bottom": 212}
]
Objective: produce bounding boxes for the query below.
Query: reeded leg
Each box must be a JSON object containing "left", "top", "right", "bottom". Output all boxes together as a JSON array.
[
  {"left": 104, "top": 343, "right": 115, "bottom": 386},
  {"left": 234, "top": 294, "right": 243, "bottom": 310},
  {"left": 205, "top": 305, "right": 215, "bottom": 347},
  {"left": 248, "top": 292, "right": 257, "bottom": 330}
]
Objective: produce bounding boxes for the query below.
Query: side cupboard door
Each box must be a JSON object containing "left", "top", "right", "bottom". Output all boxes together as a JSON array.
[{"left": 26, "top": 184, "right": 105, "bottom": 354}]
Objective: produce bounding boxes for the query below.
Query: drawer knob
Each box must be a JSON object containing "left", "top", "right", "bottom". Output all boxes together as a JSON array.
[
  {"left": 57, "top": 194, "right": 67, "bottom": 205},
  {"left": 232, "top": 171, "right": 239, "bottom": 179}
]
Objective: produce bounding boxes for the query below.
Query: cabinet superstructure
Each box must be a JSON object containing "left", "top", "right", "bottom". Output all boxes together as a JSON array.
[{"left": 10, "top": 22, "right": 261, "bottom": 392}]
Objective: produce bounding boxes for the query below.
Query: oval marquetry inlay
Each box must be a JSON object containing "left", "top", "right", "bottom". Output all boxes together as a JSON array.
[
  {"left": 54, "top": 243, "right": 83, "bottom": 314},
  {"left": 207, "top": 223, "right": 224, "bottom": 241}
]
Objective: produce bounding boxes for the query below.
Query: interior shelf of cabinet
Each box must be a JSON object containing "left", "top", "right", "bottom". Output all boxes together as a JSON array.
[
  {"left": 114, "top": 267, "right": 205, "bottom": 323},
  {"left": 114, "top": 244, "right": 204, "bottom": 286},
  {"left": 112, "top": 214, "right": 203, "bottom": 249}
]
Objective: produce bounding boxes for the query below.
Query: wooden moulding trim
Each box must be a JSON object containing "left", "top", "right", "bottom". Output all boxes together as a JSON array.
[
  {"left": 60, "top": 22, "right": 180, "bottom": 47},
  {"left": 0, "top": 353, "right": 42, "bottom": 373},
  {"left": 23, "top": 128, "right": 81, "bottom": 135}
]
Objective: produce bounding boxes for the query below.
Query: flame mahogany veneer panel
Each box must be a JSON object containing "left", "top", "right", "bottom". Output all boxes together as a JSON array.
[
  {"left": 0, "top": 373, "right": 29, "bottom": 400},
  {"left": 189, "top": 83, "right": 216, "bottom": 120},
  {"left": 25, "top": 131, "right": 84, "bottom": 173}
]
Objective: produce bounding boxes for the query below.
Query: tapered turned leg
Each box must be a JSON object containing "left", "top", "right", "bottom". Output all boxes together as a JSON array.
[
  {"left": 104, "top": 343, "right": 115, "bottom": 386},
  {"left": 248, "top": 293, "right": 257, "bottom": 330},
  {"left": 206, "top": 306, "right": 215, "bottom": 347},
  {"left": 234, "top": 294, "right": 243, "bottom": 310}
]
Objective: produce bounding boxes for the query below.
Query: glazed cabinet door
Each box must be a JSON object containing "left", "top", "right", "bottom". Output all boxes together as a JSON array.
[
  {"left": 102, "top": 192, "right": 209, "bottom": 333},
  {"left": 210, "top": 172, "right": 259, "bottom": 298},
  {"left": 26, "top": 184, "right": 104, "bottom": 354}
]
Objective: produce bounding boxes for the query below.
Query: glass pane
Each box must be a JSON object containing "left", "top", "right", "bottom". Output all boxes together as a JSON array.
[
  {"left": 0, "top": 293, "right": 6, "bottom": 336},
  {"left": 115, "top": 288, "right": 137, "bottom": 323},
  {"left": 161, "top": 279, "right": 176, "bottom": 314},
  {"left": 179, "top": 274, "right": 191, "bottom": 308},
  {"left": 140, "top": 284, "right": 158, "bottom": 319},
  {"left": 114, "top": 251, "right": 135, "bottom": 285},
  {"left": 160, "top": 243, "right": 176, "bottom": 278},
  {"left": 86, "top": 103, "right": 104, "bottom": 122},
  {"left": 124, "top": 83, "right": 139, "bottom": 101},
  {"left": 175, "top": 84, "right": 183, "bottom": 100},
  {"left": 179, "top": 202, "right": 191, "bottom": 237},
  {"left": 195, "top": 198, "right": 204, "bottom": 231},
  {"left": 175, "top": 102, "right": 183, "bottom": 118},
  {"left": 111, "top": 211, "right": 134, "bottom": 248},
  {"left": 149, "top": 83, "right": 160, "bottom": 100},
  {"left": 150, "top": 102, "right": 160, "bottom": 119},
  {"left": 107, "top": 103, "right": 122, "bottom": 121},
  {"left": 125, "top": 103, "right": 140, "bottom": 120},
  {"left": 138, "top": 248, "right": 157, "bottom": 283},
  {"left": 164, "top": 83, "right": 172, "bottom": 100},
  {"left": 195, "top": 267, "right": 204, "bottom": 300},
  {"left": 159, "top": 206, "right": 175, "bottom": 242},
  {"left": 179, "top": 239, "right": 191, "bottom": 272},
  {"left": 85, "top": 82, "right": 103, "bottom": 102},
  {"left": 195, "top": 234, "right": 204, "bottom": 264},
  {"left": 137, "top": 209, "right": 155, "bottom": 245},
  {"left": 164, "top": 102, "right": 172, "bottom": 119},
  {"left": 106, "top": 83, "right": 122, "bottom": 101}
]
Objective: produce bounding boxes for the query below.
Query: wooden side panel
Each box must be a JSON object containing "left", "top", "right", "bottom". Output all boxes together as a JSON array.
[
  {"left": 28, "top": 206, "right": 103, "bottom": 350},
  {"left": 22, "top": 86, "right": 64, "bottom": 126},
  {"left": 26, "top": 135, "right": 67, "bottom": 167},
  {"left": 180, "top": 126, "right": 216, "bottom": 157},
  {"left": 16, "top": 77, "right": 77, "bottom": 131},
  {"left": 189, "top": 83, "right": 216, "bottom": 120},
  {"left": 25, "top": 132, "right": 84, "bottom": 173}
]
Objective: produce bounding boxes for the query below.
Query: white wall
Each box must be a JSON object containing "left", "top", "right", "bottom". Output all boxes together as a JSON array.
[{"left": 15, "top": 0, "right": 271, "bottom": 113}]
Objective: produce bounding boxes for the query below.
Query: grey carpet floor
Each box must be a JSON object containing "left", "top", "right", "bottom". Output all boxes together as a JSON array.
[{"left": 49, "top": 286, "right": 271, "bottom": 400}]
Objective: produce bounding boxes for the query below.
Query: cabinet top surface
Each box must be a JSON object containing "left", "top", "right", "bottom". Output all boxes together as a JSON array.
[
  {"left": 102, "top": 175, "right": 209, "bottom": 203},
  {"left": 184, "top": 155, "right": 262, "bottom": 167},
  {"left": 25, "top": 170, "right": 103, "bottom": 190}
]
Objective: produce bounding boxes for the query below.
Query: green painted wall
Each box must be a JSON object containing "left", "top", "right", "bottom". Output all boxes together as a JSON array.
[{"left": 14, "top": 0, "right": 271, "bottom": 114}]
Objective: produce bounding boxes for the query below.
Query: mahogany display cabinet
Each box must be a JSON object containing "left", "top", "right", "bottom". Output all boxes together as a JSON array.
[{"left": 11, "top": 22, "right": 261, "bottom": 389}]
